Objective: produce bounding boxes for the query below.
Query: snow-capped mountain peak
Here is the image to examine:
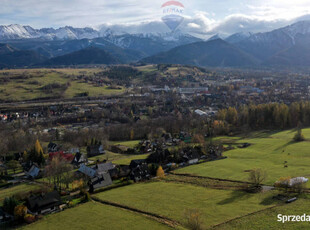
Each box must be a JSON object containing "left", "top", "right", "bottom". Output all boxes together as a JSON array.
[{"left": 0, "top": 24, "right": 39, "bottom": 40}]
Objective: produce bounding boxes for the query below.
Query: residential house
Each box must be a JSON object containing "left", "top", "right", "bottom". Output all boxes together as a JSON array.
[
  {"left": 87, "top": 145, "right": 105, "bottom": 157},
  {"left": 49, "top": 151, "right": 74, "bottom": 162},
  {"left": 27, "top": 191, "right": 62, "bottom": 215},
  {"left": 78, "top": 164, "right": 96, "bottom": 178},
  {"left": 130, "top": 164, "right": 151, "bottom": 182},
  {"left": 78, "top": 163, "right": 113, "bottom": 192},
  {"left": 94, "top": 162, "right": 115, "bottom": 174},
  {"left": 48, "top": 142, "right": 60, "bottom": 153},
  {"left": 130, "top": 159, "right": 147, "bottom": 169},
  {"left": 26, "top": 164, "right": 41, "bottom": 179},
  {"left": 129, "top": 159, "right": 151, "bottom": 182},
  {"left": 71, "top": 152, "right": 87, "bottom": 166},
  {"left": 88, "top": 172, "right": 113, "bottom": 192}
]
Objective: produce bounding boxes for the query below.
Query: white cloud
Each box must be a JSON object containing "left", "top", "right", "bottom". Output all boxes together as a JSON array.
[
  {"left": 188, "top": 23, "right": 200, "bottom": 29},
  {"left": 1, "top": 0, "right": 310, "bottom": 37}
]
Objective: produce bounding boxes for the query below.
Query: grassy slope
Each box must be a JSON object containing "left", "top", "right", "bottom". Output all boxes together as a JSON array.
[
  {"left": 19, "top": 202, "right": 171, "bottom": 230},
  {"left": 175, "top": 128, "right": 310, "bottom": 185},
  {"left": 214, "top": 199, "right": 310, "bottom": 230},
  {"left": 0, "top": 69, "right": 124, "bottom": 101},
  {"left": 94, "top": 181, "right": 279, "bottom": 228}
]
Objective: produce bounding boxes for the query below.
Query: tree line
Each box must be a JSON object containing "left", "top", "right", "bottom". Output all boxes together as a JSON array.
[{"left": 215, "top": 101, "right": 310, "bottom": 133}]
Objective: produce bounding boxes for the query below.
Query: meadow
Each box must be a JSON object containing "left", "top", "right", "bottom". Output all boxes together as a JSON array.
[
  {"left": 19, "top": 202, "right": 172, "bottom": 230},
  {"left": 175, "top": 128, "right": 310, "bottom": 185},
  {"left": 93, "top": 181, "right": 279, "bottom": 228},
  {"left": 213, "top": 198, "right": 310, "bottom": 230},
  {"left": 0, "top": 69, "right": 124, "bottom": 101}
]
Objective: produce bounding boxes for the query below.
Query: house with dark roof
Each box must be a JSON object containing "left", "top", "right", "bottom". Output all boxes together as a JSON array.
[
  {"left": 48, "top": 142, "right": 60, "bottom": 153},
  {"left": 130, "top": 159, "right": 147, "bottom": 169},
  {"left": 94, "top": 162, "right": 114, "bottom": 173},
  {"left": 88, "top": 172, "right": 113, "bottom": 192},
  {"left": 71, "top": 152, "right": 87, "bottom": 166},
  {"left": 129, "top": 159, "right": 150, "bottom": 182},
  {"left": 27, "top": 191, "right": 62, "bottom": 215},
  {"left": 130, "top": 164, "right": 151, "bottom": 182},
  {"left": 87, "top": 145, "right": 105, "bottom": 157},
  {"left": 78, "top": 163, "right": 113, "bottom": 192}
]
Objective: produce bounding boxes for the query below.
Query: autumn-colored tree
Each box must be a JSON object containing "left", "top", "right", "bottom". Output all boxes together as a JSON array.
[
  {"left": 24, "top": 214, "right": 36, "bottom": 224},
  {"left": 192, "top": 134, "right": 205, "bottom": 146},
  {"left": 45, "top": 155, "right": 73, "bottom": 191},
  {"left": 14, "top": 204, "right": 27, "bottom": 220},
  {"left": 34, "top": 139, "right": 43, "bottom": 155},
  {"left": 156, "top": 166, "right": 165, "bottom": 178},
  {"left": 27, "top": 139, "right": 45, "bottom": 166},
  {"left": 130, "top": 129, "right": 134, "bottom": 140},
  {"left": 226, "top": 107, "right": 238, "bottom": 125},
  {"left": 72, "top": 179, "right": 85, "bottom": 191}
]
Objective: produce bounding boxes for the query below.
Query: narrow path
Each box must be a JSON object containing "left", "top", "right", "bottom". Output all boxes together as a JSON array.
[{"left": 91, "top": 197, "right": 182, "bottom": 229}]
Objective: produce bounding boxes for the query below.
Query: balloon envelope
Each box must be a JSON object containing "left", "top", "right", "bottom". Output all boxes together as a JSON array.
[{"left": 162, "top": 14, "right": 184, "bottom": 31}]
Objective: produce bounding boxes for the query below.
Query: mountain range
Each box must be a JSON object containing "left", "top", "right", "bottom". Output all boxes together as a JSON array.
[{"left": 1, "top": 20, "right": 310, "bottom": 68}]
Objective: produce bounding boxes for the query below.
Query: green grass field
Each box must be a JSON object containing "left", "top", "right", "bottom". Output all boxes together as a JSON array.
[
  {"left": 0, "top": 69, "right": 124, "bottom": 101},
  {"left": 214, "top": 198, "right": 310, "bottom": 230},
  {"left": 110, "top": 140, "right": 140, "bottom": 148},
  {"left": 19, "top": 202, "right": 172, "bottom": 230},
  {"left": 175, "top": 128, "right": 310, "bottom": 185},
  {"left": 87, "top": 151, "right": 149, "bottom": 165},
  {"left": 112, "top": 153, "right": 149, "bottom": 165},
  {"left": 94, "top": 181, "right": 279, "bottom": 228}
]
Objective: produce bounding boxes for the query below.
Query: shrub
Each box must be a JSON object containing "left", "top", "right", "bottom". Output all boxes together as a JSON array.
[
  {"left": 24, "top": 214, "right": 36, "bottom": 224},
  {"left": 184, "top": 209, "right": 205, "bottom": 230},
  {"left": 68, "top": 201, "right": 74, "bottom": 208},
  {"left": 14, "top": 204, "right": 27, "bottom": 220},
  {"left": 83, "top": 192, "right": 91, "bottom": 202},
  {"left": 3, "top": 196, "right": 20, "bottom": 214}
]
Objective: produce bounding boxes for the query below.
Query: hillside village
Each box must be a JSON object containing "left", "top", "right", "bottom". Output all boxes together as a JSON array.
[{"left": 1, "top": 66, "right": 310, "bottom": 229}]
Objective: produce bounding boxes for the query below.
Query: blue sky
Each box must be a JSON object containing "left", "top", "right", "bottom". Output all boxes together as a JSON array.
[{"left": 1, "top": 0, "right": 310, "bottom": 34}]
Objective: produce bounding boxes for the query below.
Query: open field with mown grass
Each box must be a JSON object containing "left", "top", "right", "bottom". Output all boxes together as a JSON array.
[
  {"left": 213, "top": 198, "right": 310, "bottom": 230},
  {"left": 175, "top": 128, "right": 310, "bottom": 186},
  {"left": 112, "top": 153, "right": 149, "bottom": 165},
  {"left": 110, "top": 140, "right": 140, "bottom": 148},
  {"left": 86, "top": 151, "right": 149, "bottom": 165},
  {"left": 0, "top": 69, "right": 124, "bottom": 101},
  {"left": 93, "top": 181, "right": 279, "bottom": 228},
  {"left": 19, "top": 202, "right": 172, "bottom": 230}
]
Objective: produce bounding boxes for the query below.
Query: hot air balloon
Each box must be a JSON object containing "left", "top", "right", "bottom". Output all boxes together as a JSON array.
[{"left": 161, "top": 1, "right": 184, "bottom": 31}]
